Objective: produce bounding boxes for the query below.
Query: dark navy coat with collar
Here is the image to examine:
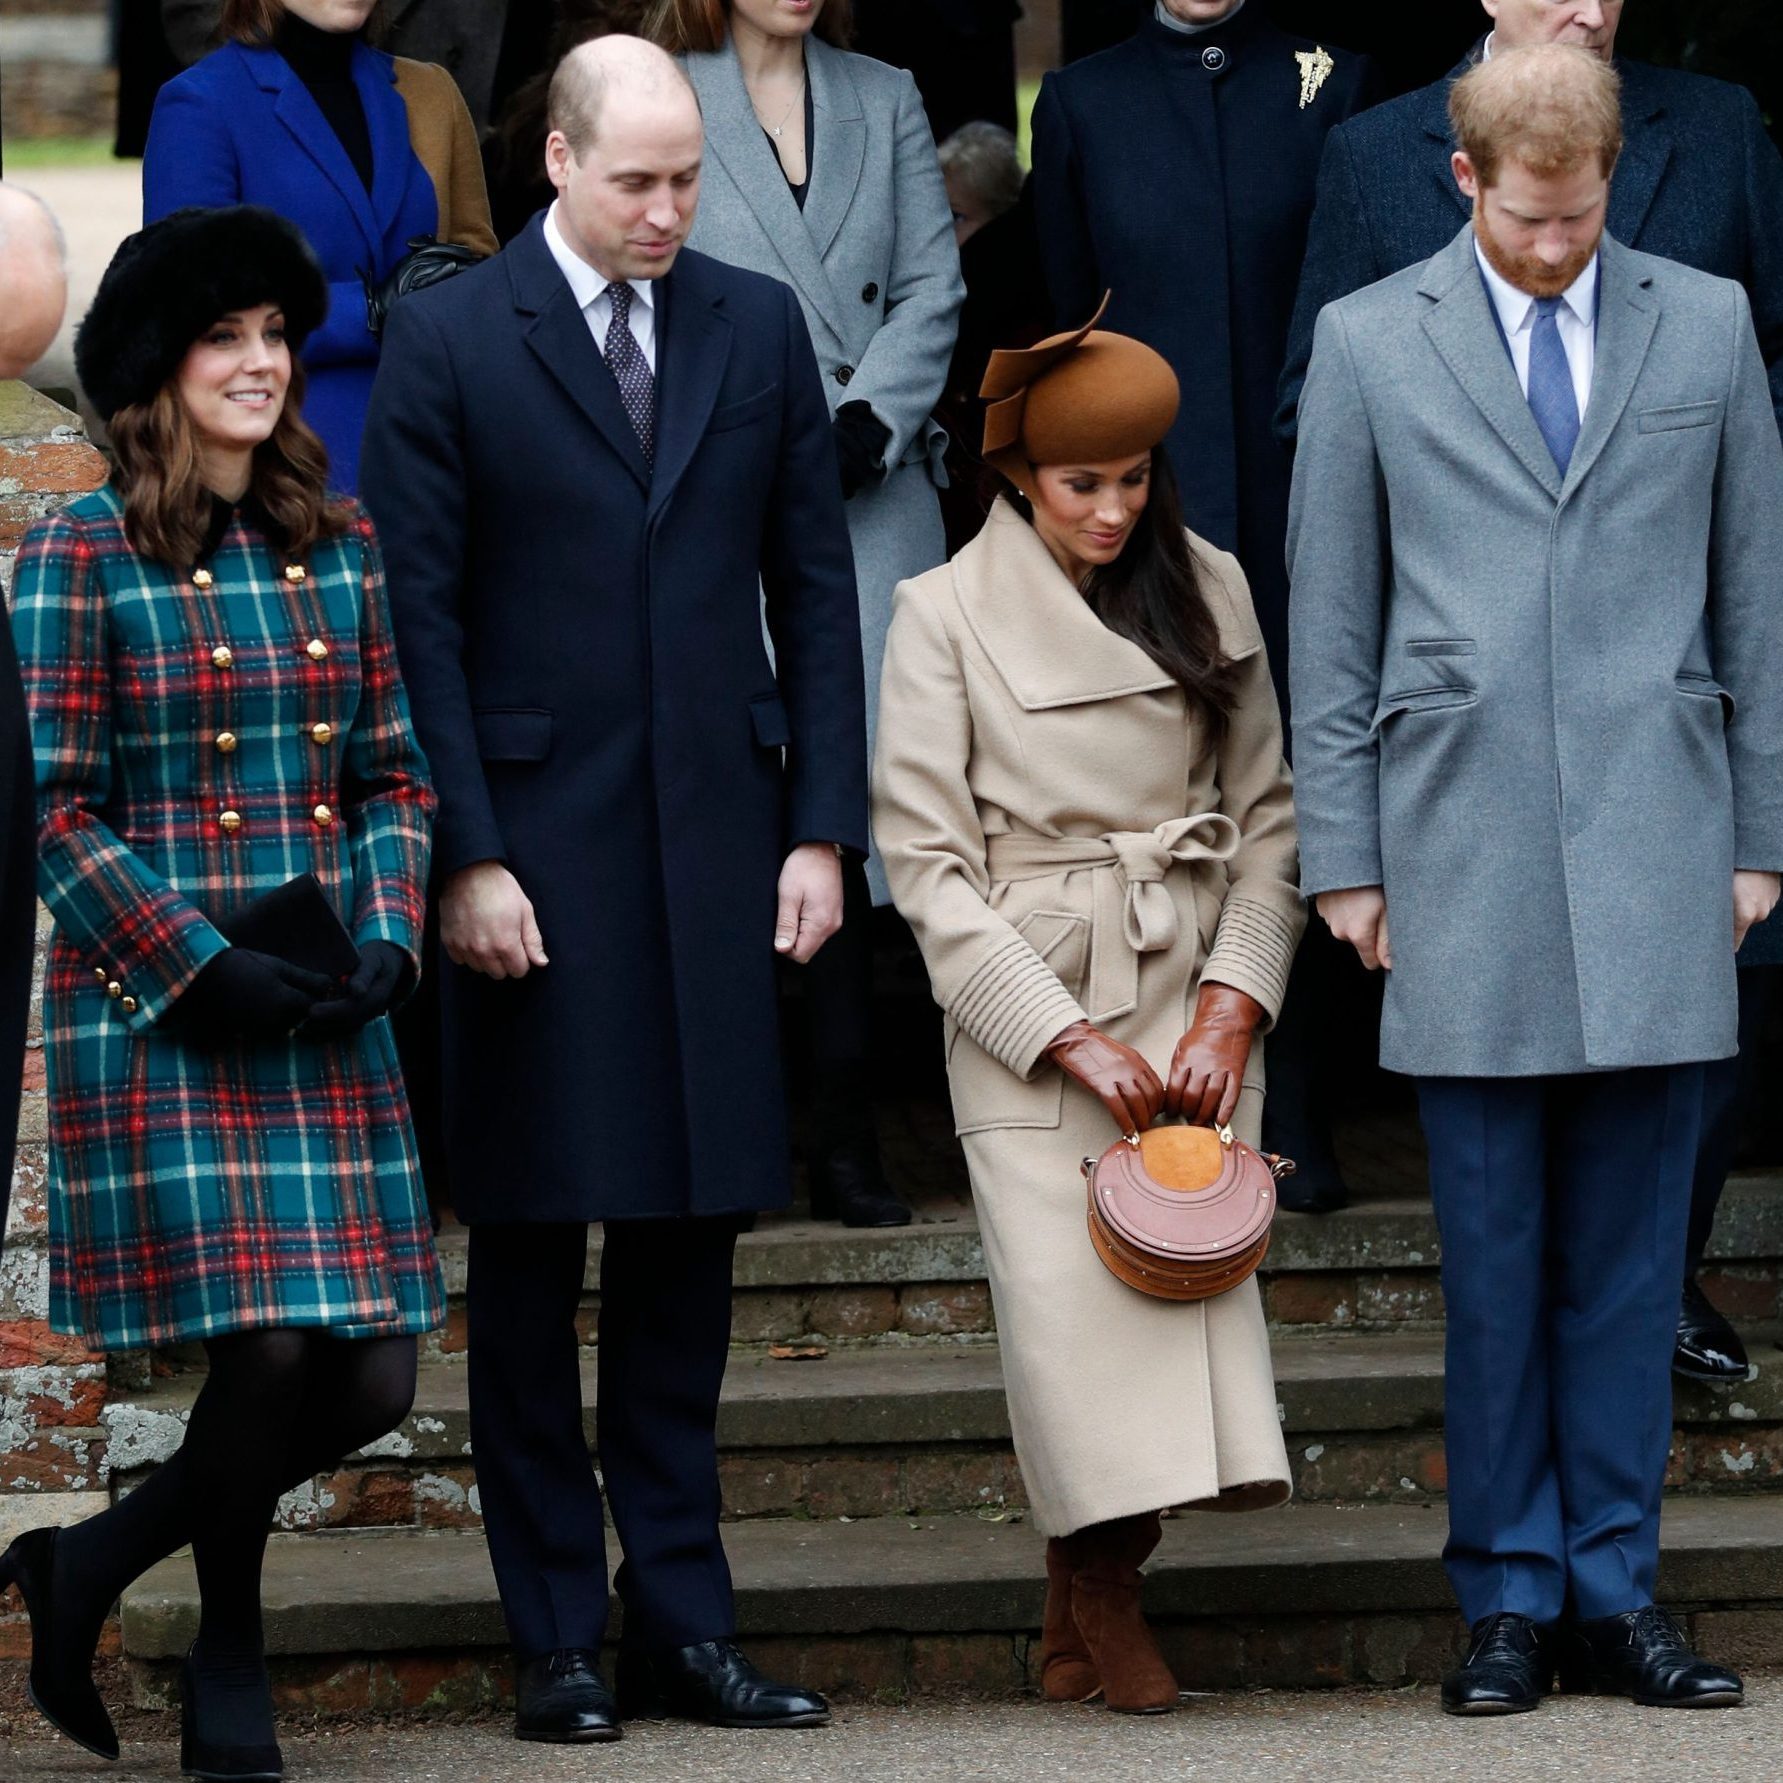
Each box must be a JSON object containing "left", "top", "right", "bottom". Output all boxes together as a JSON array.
[
  {"left": 360, "top": 220, "right": 868, "bottom": 1223},
  {"left": 1031, "top": 6, "right": 1374, "bottom": 705},
  {"left": 143, "top": 39, "right": 440, "bottom": 494}
]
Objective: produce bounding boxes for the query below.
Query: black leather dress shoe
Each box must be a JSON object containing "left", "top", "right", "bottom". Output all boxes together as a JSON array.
[
  {"left": 616, "top": 1639, "right": 831, "bottom": 1727},
  {"left": 808, "top": 1146, "right": 913, "bottom": 1228},
  {"left": 1673, "top": 1278, "right": 1750, "bottom": 1382},
  {"left": 0, "top": 1526, "right": 120, "bottom": 1760},
  {"left": 1559, "top": 1606, "right": 1743, "bottom": 1708},
  {"left": 1440, "top": 1613, "right": 1551, "bottom": 1715},
  {"left": 514, "top": 1650, "right": 622, "bottom": 1743}
]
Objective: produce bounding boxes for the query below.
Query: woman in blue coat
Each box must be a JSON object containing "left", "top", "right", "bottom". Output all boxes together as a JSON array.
[{"left": 144, "top": 0, "right": 492, "bottom": 493}]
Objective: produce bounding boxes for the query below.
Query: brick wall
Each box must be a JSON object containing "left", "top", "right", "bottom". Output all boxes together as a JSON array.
[{"left": 0, "top": 382, "right": 108, "bottom": 1559}]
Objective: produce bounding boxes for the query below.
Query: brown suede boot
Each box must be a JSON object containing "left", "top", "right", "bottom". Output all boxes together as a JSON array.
[
  {"left": 1068, "top": 1512, "right": 1179, "bottom": 1714},
  {"left": 1039, "top": 1537, "right": 1101, "bottom": 1702}
]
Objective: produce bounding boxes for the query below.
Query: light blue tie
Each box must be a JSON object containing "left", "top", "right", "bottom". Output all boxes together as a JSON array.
[{"left": 1527, "top": 296, "right": 1580, "bottom": 476}]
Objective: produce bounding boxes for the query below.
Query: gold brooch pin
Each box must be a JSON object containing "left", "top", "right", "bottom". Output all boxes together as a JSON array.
[{"left": 1296, "top": 47, "right": 1335, "bottom": 109}]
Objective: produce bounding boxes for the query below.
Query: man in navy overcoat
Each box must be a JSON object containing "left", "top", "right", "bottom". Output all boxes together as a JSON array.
[
  {"left": 361, "top": 36, "right": 865, "bottom": 1744},
  {"left": 1279, "top": 0, "right": 1783, "bottom": 1376}
]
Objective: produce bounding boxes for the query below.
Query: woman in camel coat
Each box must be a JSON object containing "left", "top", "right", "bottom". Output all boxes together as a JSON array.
[{"left": 873, "top": 315, "right": 1302, "bottom": 1713}]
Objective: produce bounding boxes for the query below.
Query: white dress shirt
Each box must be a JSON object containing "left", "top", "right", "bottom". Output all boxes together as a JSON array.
[
  {"left": 1474, "top": 240, "right": 1598, "bottom": 421},
  {"left": 544, "top": 201, "right": 658, "bottom": 374}
]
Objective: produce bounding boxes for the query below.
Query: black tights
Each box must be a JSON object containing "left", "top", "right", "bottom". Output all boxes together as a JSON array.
[{"left": 54, "top": 1330, "right": 416, "bottom": 1669}]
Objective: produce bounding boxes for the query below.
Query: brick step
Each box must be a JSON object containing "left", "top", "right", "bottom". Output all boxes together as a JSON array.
[
  {"left": 115, "top": 1495, "right": 1783, "bottom": 1708},
  {"left": 415, "top": 1174, "right": 1783, "bottom": 1351},
  {"left": 104, "top": 1326, "right": 1783, "bottom": 1531}
]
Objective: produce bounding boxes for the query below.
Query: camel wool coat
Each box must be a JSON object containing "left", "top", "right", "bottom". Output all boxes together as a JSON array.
[{"left": 873, "top": 500, "right": 1302, "bottom": 1535}]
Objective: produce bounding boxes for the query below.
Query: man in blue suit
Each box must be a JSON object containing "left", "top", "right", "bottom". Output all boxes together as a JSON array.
[
  {"left": 361, "top": 35, "right": 864, "bottom": 1746},
  {"left": 1280, "top": 0, "right": 1783, "bottom": 1375}
]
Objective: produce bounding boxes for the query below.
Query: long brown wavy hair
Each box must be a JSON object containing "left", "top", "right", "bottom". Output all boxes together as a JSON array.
[
  {"left": 221, "top": 0, "right": 389, "bottom": 43},
  {"left": 645, "top": 0, "right": 852, "bottom": 54},
  {"left": 1005, "top": 449, "right": 1242, "bottom": 731},
  {"left": 110, "top": 363, "right": 347, "bottom": 569}
]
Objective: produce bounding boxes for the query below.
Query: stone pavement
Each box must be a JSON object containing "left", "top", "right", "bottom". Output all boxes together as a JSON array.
[{"left": 6, "top": 1685, "right": 1783, "bottom": 1783}]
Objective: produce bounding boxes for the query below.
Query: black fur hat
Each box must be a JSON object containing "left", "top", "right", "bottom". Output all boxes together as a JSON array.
[{"left": 76, "top": 206, "right": 329, "bottom": 422}]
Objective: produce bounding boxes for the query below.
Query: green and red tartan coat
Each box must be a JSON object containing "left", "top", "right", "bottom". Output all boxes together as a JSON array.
[{"left": 9, "top": 484, "right": 446, "bottom": 1349}]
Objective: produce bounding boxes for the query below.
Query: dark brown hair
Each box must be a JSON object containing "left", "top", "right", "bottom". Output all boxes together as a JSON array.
[
  {"left": 110, "top": 362, "right": 346, "bottom": 569},
  {"left": 645, "top": 0, "right": 852, "bottom": 54},
  {"left": 221, "top": 1, "right": 388, "bottom": 45},
  {"left": 1007, "top": 450, "right": 1241, "bottom": 729}
]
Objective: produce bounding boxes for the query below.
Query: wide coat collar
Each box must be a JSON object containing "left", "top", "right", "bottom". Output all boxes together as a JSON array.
[
  {"left": 1417, "top": 226, "right": 1659, "bottom": 503},
  {"left": 953, "top": 500, "right": 1178, "bottom": 711},
  {"left": 237, "top": 40, "right": 413, "bottom": 264},
  {"left": 505, "top": 217, "right": 734, "bottom": 518},
  {"left": 684, "top": 36, "right": 865, "bottom": 348}
]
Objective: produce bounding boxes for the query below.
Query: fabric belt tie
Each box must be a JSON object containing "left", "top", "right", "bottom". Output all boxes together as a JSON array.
[{"left": 983, "top": 813, "right": 1241, "bottom": 1020}]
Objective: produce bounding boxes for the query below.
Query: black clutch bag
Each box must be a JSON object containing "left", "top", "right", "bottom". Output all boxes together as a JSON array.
[{"left": 218, "top": 874, "right": 360, "bottom": 979}]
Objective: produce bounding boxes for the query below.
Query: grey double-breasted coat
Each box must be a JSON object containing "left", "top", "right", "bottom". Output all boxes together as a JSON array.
[
  {"left": 1288, "top": 228, "right": 1783, "bottom": 1079},
  {"left": 682, "top": 37, "right": 964, "bottom": 901}
]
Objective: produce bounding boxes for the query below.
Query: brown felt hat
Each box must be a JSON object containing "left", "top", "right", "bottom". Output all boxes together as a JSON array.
[{"left": 980, "top": 294, "right": 1179, "bottom": 498}]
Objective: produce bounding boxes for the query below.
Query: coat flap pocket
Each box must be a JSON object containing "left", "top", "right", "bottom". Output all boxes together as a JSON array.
[
  {"left": 1014, "top": 907, "right": 1090, "bottom": 997},
  {"left": 749, "top": 693, "right": 792, "bottom": 747},
  {"left": 1404, "top": 638, "right": 1477, "bottom": 658},
  {"left": 1639, "top": 400, "right": 1722, "bottom": 434},
  {"left": 1676, "top": 672, "right": 1736, "bottom": 718},
  {"left": 709, "top": 384, "right": 779, "bottom": 434},
  {"left": 473, "top": 707, "right": 553, "bottom": 761},
  {"left": 1370, "top": 685, "right": 1476, "bottom": 733}
]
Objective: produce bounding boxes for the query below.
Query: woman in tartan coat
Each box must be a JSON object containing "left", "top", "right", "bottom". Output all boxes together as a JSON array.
[{"left": 0, "top": 207, "right": 441, "bottom": 1778}]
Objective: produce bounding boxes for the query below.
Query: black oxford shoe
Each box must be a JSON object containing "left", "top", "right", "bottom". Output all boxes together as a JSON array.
[
  {"left": 808, "top": 1146, "right": 913, "bottom": 1228},
  {"left": 0, "top": 1526, "right": 120, "bottom": 1761},
  {"left": 616, "top": 1639, "right": 831, "bottom": 1728},
  {"left": 514, "top": 1650, "right": 622, "bottom": 1743},
  {"left": 1673, "top": 1278, "right": 1750, "bottom": 1383},
  {"left": 1441, "top": 1612, "right": 1552, "bottom": 1716},
  {"left": 1559, "top": 1606, "right": 1743, "bottom": 1708}
]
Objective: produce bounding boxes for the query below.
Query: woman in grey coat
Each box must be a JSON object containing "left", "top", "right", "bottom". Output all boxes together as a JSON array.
[{"left": 649, "top": 0, "right": 964, "bottom": 1226}]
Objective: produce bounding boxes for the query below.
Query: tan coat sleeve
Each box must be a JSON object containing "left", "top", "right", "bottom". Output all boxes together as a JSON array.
[
  {"left": 872, "top": 579, "right": 1089, "bottom": 1079},
  {"left": 393, "top": 58, "right": 499, "bottom": 257},
  {"left": 1197, "top": 552, "right": 1307, "bottom": 1026}
]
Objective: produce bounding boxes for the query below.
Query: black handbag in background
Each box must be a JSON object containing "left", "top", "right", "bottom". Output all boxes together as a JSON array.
[{"left": 218, "top": 874, "right": 360, "bottom": 980}]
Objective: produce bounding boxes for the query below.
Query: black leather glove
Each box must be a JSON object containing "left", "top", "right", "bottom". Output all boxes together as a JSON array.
[
  {"left": 363, "top": 236, "right": 489, "bottom": 338},
  {"left": 168, "top": 948, "right": 335, "bottom": 1045},
  {"left": 298, "top": 941, "right": 410, "bottom": 1042},
  {"left": 833, "top": 401, "right": 892, "bottom": 500}
]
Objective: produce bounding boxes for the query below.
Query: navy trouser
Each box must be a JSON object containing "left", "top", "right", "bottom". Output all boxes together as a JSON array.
[
  {"left": 466, "top": 1216, "right": 743, "bottom": 1659},
  {"left": 1417, "top": 1066, "right": 1704, "bottom": 1626}
]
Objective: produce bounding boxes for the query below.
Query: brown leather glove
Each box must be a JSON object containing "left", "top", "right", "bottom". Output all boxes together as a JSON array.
[
  {"left": 1045, "top": 1020, "right": 1166, "bottom": 1135},
  {"left": 1166, "top": 983, "right": 1266, "bottom": 1127}
]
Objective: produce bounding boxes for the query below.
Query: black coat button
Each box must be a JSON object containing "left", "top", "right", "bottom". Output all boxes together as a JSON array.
[
  {"left": 862, "top": 283, "right": 879, "bottom": 303},
  {"left": 835, "top": 365, "right": 855, "bottom": 385},
  {"left": 1202, "top": 46, "right": 1226, "bottom": 72}
]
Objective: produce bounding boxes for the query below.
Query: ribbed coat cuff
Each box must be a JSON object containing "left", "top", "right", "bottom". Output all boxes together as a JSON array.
[
  {"left": 950, "top": 933, "right": 1088, "bottom": 1082},
  {"left": 1201, "top": 891, "right": 1305, "bottom": 1031}
]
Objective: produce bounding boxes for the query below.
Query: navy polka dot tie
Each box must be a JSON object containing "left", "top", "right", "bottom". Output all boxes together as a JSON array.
[{"left": 602, "top": 281, "right": 655, "bottom": 466}]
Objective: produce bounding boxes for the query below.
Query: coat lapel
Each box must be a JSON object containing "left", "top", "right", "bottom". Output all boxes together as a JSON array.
[
  {"left": 1562, "top": 235, "right": 1659, "bottom": 499},
  {"left": 1421, "top": 59, "right": 1472, "bottom": 223},
  {"left": 1606, "top": 66, "right": 1673, "bottom": 248},
  {"left": 801, "top": 38, "right": 866, "bottom": 263},
  {"left": 648, "top": 258, "right": 733, "bottom": 523},
  {"left": 955, "top": 501, "right": 1177, "bottom": 711},
  {"left": 509, "top": 220, "right": 652, "bottom": 493},
  {"left": 685, "top": 45, "right": 850, "bottom": 351},
  {"left": 356, "top": 43, "right": 416, "bottom": 253},
  {"left": 1419, "top": 228, "right": 1563, "bottom": 502}
]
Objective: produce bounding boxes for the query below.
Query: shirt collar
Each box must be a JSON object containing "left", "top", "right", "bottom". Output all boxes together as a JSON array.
[
  {"left": 1473, "top": 236, "right": 1599, "bottom": 335},
  {"left": 543, "top": 202, "right": 656, "bottom": 319},
  {"left": 1154, "top": 0, "right": 1245, "bottom": 35}
]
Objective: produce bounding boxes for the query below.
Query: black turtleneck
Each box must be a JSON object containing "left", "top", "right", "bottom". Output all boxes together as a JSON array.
[{"left": 276, "top": 15, "right": 373, "bottom": 194}]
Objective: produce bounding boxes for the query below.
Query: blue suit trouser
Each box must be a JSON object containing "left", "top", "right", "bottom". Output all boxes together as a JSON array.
[{"left": 1417, "top": 1065, "right": 1704, "bottom": 1626}]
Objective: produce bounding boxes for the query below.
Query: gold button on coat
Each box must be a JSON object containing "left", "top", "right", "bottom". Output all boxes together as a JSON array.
[
  {"left": 212, "top": 646, "right": 234, "bottom": 669},
  {"left": 310, "top": 722, "right": 333, "bottom": 746},
  {"left": 120, "top": 997, "right": 138, "bottom": 1014},
  {"left": 106, "top": 981, "right": 122, "bottom": 999},
  {"left": 219, "top": 810, "right": 243, "bottom": 833},
  {"left": 216, "top": 732, "right": 238, "bottom": 754},
  {"left": 93, "top": 966, "right": 109, "bottom": 983},
  {"left": 192, "top": 568, "right": 214, "bottom": 589},
  {"left": 313, "top": 804, "right": 334, "bottom": 827},
  {"left": 305, "top": 639, "right": 328, "bottom": 661},
  {"left": 286, "top": 565, "right": 307, "bottom": 584}
]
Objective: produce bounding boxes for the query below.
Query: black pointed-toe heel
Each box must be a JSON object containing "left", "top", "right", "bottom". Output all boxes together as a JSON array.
[
  {"left": 0, "top": 1526, "right": 121, "bottom": 1761},
  {"left": 179, "top": 1647, "right": 284, "bottom": 1782}
]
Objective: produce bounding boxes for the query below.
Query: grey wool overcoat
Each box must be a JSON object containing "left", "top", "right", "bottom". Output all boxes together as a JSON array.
[
  {"left": 683, "top": 36, "right": 964, "bottom": 901},
  {"left": 1288, "top": 228, "right": 1783, "bottom": 1079}
]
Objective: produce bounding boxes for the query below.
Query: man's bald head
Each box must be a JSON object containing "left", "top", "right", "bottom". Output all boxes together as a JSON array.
[
  {"left": 0, "top": 183, "right": 69, "bottom": 379},
  {"left": 548, "top": 33, "right": 701, "bottom": 160}
]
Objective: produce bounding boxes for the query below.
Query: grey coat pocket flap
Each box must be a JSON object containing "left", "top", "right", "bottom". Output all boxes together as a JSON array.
[
  {"left": 473, "top": 708, "right": 553, "bottom": 761},
  {"left": 749, "top": 694, "right": 792, "bottom": 747},
  {"left": 1370, "top": 685, "right": 1476, "bottom": 732},
  {"left": 1405, "top": 638, "right": 1478, "bottom": 658},
  {"left": 1676, "top": 672, "right": 1736, "bottom": 718},
  {"left": 1639, "top": 401, "right": 1722, "bottom": 433}
]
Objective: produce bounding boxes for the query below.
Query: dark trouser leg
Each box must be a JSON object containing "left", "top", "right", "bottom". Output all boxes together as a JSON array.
[
  {"left": 467, "top": 1221, "right": 607, "bottom": 1656},
  {"left": 1548, "top": 1066, "right": 1701, "bottom": 1617},
  {"left": 600, "top": 1216, "right": 742, "bottom": 1651},
  {"left": 1261, "top": 924, "right": 1352, "bottom": 1209},
  {"left": 1418, "top": 1077, "right": 1564, "bottom": 1625},
  {"left": 1686, "top": 967, "right": 1775, "bottom": 1278}
]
